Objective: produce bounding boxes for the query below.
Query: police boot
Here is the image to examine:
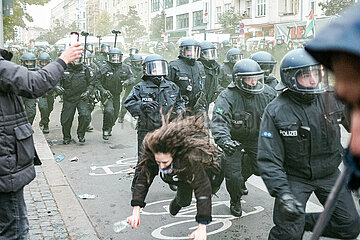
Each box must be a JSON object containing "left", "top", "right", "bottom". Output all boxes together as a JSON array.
[
  {"left": 230, "top": 200, "right": 242, "bottom": 217},
  {"left": 78, "top": 136, "right": 86, "bottom": 143},
  {"left": 63, "top": 138, "right": 71, "bottom": 145},
  {"left": 42, "top": 125, "right": 49, "bottom": 134},
  {"left": 118, "top": 117, "right": 124, "bottom": 123},
  {"left": 86, "top": 124, "right": 94, "bottom": 132},
  {"left": 169, "top": 198, "right": 182, "bottom": 216},
  {"left": 241, "top": 182, "right": 248, "bottom": 195},
  {"left": 103, "top": 130, "right": 110, "bottom": 140}
]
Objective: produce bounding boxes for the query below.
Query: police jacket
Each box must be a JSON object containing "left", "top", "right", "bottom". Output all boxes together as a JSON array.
[
  {"left": 166, "top": 57, "right": 206, "bottom": 111},
  {"left": 128, "top": 65, "right": 143, "bottom": 89},
  {"left": 257, "top": 90, "right": 350, "bottom": 198},
  {"left": 97, "top": 62, "right": 134, "bottom": 95},
  {"left": 0, "top": 56, "right": 66, "bottom": 192},
  {"left": 94, "top": 53, "right": 107, "bottom": 68},
  {"left": 131, "top": 150, "right": 213, "bottom": 224},
  {"left": 265, "top": 76, "right": 279, "bottom": 90},
  {"left": 211, "top": 82, "right": 277, "bottom": 150},
  {"left": 198, "top": 59, "right": 223, "bottom": 106},
  {"left": 218, "top": 62, "right": 234, "bottom": 88},
  {"left": 124, "top": 77, "right": 185, "bottom": 132},
  {"left": 60, "top": 64, "right": 95, "bottom": 103}
]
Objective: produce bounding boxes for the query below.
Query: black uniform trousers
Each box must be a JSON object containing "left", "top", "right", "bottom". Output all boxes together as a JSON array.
[
  {"left": 22, "top": 97, "right": 36, "bottom": 125},
  {"left": 131, "top": 131, "right": 149, "bottom": 189},
  {"left": 119, "top": 86, "right": 132, "bottom": 121},
  {"left": 269, "top": 170, "right": 360, "bottom": 240},
  {"left": 38, "top": 94, "right": 55, "bottom": 127},
  {"left": 103, "top": 94, "right": 121, "bottom": 131},
  {"left": 60, "top": 99, "right": 91, "bottom": 141}
]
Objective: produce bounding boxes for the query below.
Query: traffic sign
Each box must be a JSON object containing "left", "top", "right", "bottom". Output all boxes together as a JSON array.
[{"left": 239, "top": 22, "right": 245, "bottom": 29}]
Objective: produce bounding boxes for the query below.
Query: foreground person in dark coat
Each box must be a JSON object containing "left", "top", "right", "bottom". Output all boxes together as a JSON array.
[
  {"left": 127, "top": 115, "right": 222, "bottom": 240},
  {"left": 0, "top": 44, "right": 82, "bottom": 239}
]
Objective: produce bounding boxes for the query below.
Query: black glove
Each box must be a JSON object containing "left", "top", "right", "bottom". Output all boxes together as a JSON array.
[
  {"left": 80, "top": 90, "right": 90, "bottom": 101},
  {"left": 279, "top": 193, "right": 304, "bottom": 221},
  {"left": 54, "top": 86, "right": 65, "bottom": 95},
  {"left": 103, "top": 90, "right": 112, "bottom": 99},
  {"left": 0, "top": 48, "right": 13, "bottom": 61},
  {"left": 220, "top": 140, "right": 241, "bottom": 156},
  {"left": 140, "top": 101, "right": 159, "bottom": 113}
]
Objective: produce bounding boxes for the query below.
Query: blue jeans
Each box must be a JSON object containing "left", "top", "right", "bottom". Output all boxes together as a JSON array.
[{"left": 0, "top": 188, "right": 28, "bottom": 240}]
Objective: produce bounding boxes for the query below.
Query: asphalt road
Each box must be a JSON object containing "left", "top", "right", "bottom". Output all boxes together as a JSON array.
[{"left": 39, "top": 98, "right": 359, "bottom": 240}]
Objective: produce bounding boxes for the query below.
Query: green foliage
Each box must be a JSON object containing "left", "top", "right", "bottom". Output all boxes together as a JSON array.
[
  {"left": 95, "top": 11, "right": 114, "bottom": 36},
  {"left": 318, "top": 0, "right": 355, "bottom": 16},
  {"left": 36, "top": 20, "right": 79, "bottom": 45},
  {"left": 3, "top": 0, "right": 50, "bottom": 41},
  {"left": 149, "top": 12, "right": 165, "bottom": 41},
  {"left": 116, "top": 6, "right": 146, "bottom": 43},
  {"left": 218, "top": 7, "right": 242, "bottom": 35}
]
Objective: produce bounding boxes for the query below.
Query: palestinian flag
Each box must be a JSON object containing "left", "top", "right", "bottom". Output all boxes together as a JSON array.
[{"left": 305, "top": 9, "right": 315, "bottom": 38}]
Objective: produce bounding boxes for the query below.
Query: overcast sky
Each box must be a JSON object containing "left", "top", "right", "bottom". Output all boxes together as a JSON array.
[{"left": 26, "top": 0, "right": 62, "bottom": 29}]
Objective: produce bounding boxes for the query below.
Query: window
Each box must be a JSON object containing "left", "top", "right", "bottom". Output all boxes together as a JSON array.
[
  {"left": 256, "top": 0, "right": 266, "bottom": 17},
  {"left": 151, "top": 0, "right": 160, "bottom": 12},
  {"left": 164, "top": 0, "right": 173, "bottom": 9},
  {"left": 166, "top": 16, "right": 173, "bottom": 30},
  {"left": 193, "top": 10, "right": 204, "bottom": 27},
  {"left": 216, "top": 6, "right": 221, "bottom": 23},
  {"left": 176, "top": 13, "right": 189, "bottom": 29},
  {"left": 279, "top": 0, "right": 298, "bottom": 15},
  {"left": 224, "top": 3, "right": 231, "bottom": 12},
  {"left": 310, "top": 1, "right": 316, "bottom": 14},
  {"left": 177, "top": 0, "right": 189, "bottom": 6},
  {"left": 245, "top": 0, "right": 252, "bottom": 18},
  {"left": 193, "top": 0, "right": 201, "bottom": 2}
]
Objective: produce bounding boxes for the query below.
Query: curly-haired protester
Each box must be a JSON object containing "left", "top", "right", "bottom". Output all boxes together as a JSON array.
[{"left": 126, "top": 115, "right": 223, "bottom": 240}]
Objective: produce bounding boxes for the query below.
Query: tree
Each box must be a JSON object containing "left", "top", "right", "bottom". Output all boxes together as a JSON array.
[
  {"left": 3, "top": 0, "right": 51, "bottom": 41},
  {"left": 218, "top": 7, "right": 242, "bottom": 35},
  {"left": 94, "top": 11, "right": 114, "bottom": 36},
  {"left": 36, "top": 20, "right": 79, "bottom": 45},
  {"left": 116, "top": 6, "right": 146, "bottom": 43},
  {"left": 149, "top": 12, "right": 165, "bottom": 41},
  {"left": 318, "top": 0, "right": 355, "bottom": 16}
]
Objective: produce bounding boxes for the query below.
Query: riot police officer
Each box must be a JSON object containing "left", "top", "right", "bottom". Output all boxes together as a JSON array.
[
  {"left": 96, "top": 48, "right": 134, "bottom": 140},
  {"left": 218, "top": 48, "right": 243, "bottom": 88},
  {"left": 166, "top": 38, "right": 206, "bottom": 115},
  {"left": 37, "top": 52, "right": 54, "bottom": 133},
  {"left": 257, "top": 48, "right": 360, "bottom": 239},
  {"left": 56, "top": 54, "right": 95, "bottom": 144},
  {"left": 85, "top": 43, "right": 94, "bottom": 54},
  {"left": 123, "top": 46, "right": 139, "bottom": 65},
  {"left": 94, "top": 43, "right": 111, "bottom": 67},
  {"left": 198, "top": 41, "right": 223, "bottom": 111},
  {"left": 124, "top": 54, "right": 185, "bottom": 189},
  {"left": 118, "top": 54, "right": 143, "bottom": 123},
  {"left": 21, "top": 52, "right": 38, "bottom": 125},
  {"left": 250, "top": 51, "right": 279, "bottom": 89},
  {"left": 218, "top": 39, "right": 232, "bottom": 63},
  {"left": 211, "top": 59, "right": 277, "bottom": 217}
]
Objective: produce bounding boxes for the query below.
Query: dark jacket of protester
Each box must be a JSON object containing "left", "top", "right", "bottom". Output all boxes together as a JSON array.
[{"left": 0, "top": 56, "right": 66, "bottom": 192}]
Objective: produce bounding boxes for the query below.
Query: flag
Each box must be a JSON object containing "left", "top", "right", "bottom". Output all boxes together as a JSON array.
[{"left": 305, "top": 9, "right": 315, "bottom": 38}]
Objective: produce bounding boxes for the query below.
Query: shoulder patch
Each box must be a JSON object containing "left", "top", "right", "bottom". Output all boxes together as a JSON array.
[
  {"left": 261, "top": 131, "right": 273, "bottom": 138},
  {"left": 215, "top": 108, "right": 224, "bottom": 114}
]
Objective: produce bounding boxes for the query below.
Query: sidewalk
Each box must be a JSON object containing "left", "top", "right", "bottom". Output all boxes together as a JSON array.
[{"left": 24, "top": 124, "right": 98, "bottom": 240}]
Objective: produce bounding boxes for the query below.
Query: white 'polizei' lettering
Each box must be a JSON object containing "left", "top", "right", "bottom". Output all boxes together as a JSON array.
[{"left": 279, "top": 129, "right": 298, "bottom": 137}]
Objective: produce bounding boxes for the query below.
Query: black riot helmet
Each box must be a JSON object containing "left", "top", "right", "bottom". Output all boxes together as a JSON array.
[
  {"left": 21, "top": 52, "right": 37, "bottom": 70},
  {"left": 100, "top": 43, "right": 111, "bottom": 53},
  {"left": 179, "top": 38, "right": 200, "bottom": 60},
  {"left": 232, "top": 59, "right": 264, "bottom": 94},
  {"left": 222, "top": 40, "right": 231, "bottom": 48},
  {"left": 107, "top": 48, "right": 123, "bottom": 64},
  {"left": 130, "top": 54, "right": 143, "bottom": 69},
  {"left": 84, "top": 50, "right": 93, "bottom": 66},
  {"left": 250, "top": 51, "right": 277, "bottom": 77},
  {"left": 129, "top": 47, "right": 139, "bottom": 56},
  {"left": 143, "top": 54, "right": 168, "bottom": 77},
  {"left": 199, "top": 41, "right": 217, "bottom": 61},
  {"left": 277, "top": 48, "right": 329, "bottom": 94},
  {"left": 224, "top": 48, "right": 243, "bottom": 64},
  {"left": 38, "top": 52, "right": 51, "bottom": 68},
  {"left": 86, "top": 43, "right": 94, "bottom": 54}
]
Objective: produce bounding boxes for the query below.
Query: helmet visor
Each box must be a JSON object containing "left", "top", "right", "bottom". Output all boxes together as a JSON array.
[
  {"left": 180, "top": 46, "right": 200, "bottom": 59},
  {"left": 109, "top": 53, "right": 122, "bottom": 63},
  {"left": 293, "top": 65, "right": 328, "bottom": 93},
  {"left": 259, "top": 63, "right": 276, "bottom": 76},
  {"left": 101, "top": 45, "right": 110, "bottom": 53},
  {"left": 234, "top": 74, "right": 264, "bottom": 93},
  {"left": 145, "top": 60, "right": 168, "bottom": 76},
  {"left": 39, "top": 59, "right": 50, "bottom": 67},
  {"left": 86, "top": 45, "right": 94, "bottom": 52},
  {"left": 24, "top": 60, "right": 36, "bottom": 69},
  {"left": 201, "top": 49, "right": 217, "bottom": 60},
  {"left": 130, "top": 49, "right": 138, "bottom": 55},
  {"left": 230, "top": 54, "right": 243, "bottom": 64},
  {"left": 132, "top": 60, "right": 142, "bottom": 68}
]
